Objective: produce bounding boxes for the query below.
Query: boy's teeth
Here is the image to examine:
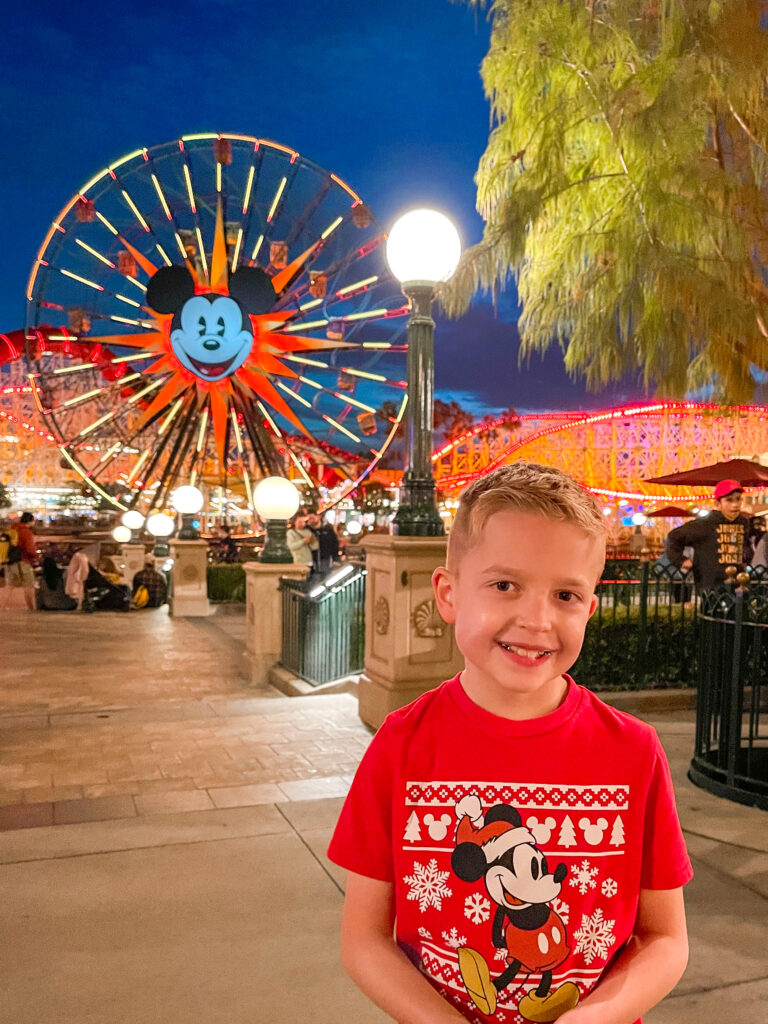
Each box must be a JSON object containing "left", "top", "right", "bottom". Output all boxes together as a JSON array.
[{"left": 500, "top": 643, "right": 551, "bottom": 659}]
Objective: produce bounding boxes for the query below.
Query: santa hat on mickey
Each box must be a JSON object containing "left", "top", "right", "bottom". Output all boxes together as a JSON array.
[{"left": 455, "top": 794, "right": 536, "bottom": 863}]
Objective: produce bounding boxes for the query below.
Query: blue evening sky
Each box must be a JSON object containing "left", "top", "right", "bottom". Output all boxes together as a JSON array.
[{"left": 1, "top": 0, "right": 648, "bottom": 414}]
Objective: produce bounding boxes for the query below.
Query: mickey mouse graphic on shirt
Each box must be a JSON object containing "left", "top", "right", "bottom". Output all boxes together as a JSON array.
[
  {"left": 451, "top": 794, "right": 580, "bottom": 1023},
  {"left": 146, "top": 264, "right": 277, "bottom": 382}
]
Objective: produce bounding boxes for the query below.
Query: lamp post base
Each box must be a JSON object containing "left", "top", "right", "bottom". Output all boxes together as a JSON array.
[
  {"left": 259, "top": 519, "right": 293, "bottom": 563},
  {"left": 392, "top": 475, "right": 444, "bottom": 537}
]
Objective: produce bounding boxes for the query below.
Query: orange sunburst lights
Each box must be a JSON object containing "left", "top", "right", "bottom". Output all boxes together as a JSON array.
[{"left": 210, "top": 199, "right": 228, "bottom": 292}]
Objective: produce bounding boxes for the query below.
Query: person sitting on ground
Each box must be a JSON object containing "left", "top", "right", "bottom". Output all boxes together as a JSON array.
[
  {"left": 65, "top": 547, "right": 130, "bottom": 611},
  {"left": 131, "top": 560, "right": 168, "bottom": 608},
  {"left": 37, "top": 556, "right": 77, "bottom": 611},
  {"left": 666, "top": 479, "right": 751, "bottom": 590},
  {"left": 328, "top": 461, "right": 691, "bottom": 1024},
  {"left": 98, "top": 556, "right": 123, "bottom": 586}
]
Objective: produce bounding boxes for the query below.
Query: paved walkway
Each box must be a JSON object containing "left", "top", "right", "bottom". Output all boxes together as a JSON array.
[{"left": 0, "top": 607, "right": 767, "bottom": 1023}]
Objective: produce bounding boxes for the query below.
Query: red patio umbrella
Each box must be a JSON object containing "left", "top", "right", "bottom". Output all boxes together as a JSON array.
[
  {"left": 645, "top": 458, "right": 768, "bottom": 487},
  {"left": 646, "top": 505, "right": 695, "bottom": 518}
]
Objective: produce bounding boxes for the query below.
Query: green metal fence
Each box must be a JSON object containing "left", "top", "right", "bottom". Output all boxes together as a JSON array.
[
  {"left": 279, "top": 563, "right": 366, "bottom": 686},
  {"left": 690, "top": 583, "right": 768, "bottom": 809},
  {"left": 572, "top": 560, "right": 698, "bottom": 690}
]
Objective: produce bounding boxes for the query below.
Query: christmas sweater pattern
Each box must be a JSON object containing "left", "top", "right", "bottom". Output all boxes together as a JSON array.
[{"left": 400, "top": 780, "right": 629, "bottom": 1023}]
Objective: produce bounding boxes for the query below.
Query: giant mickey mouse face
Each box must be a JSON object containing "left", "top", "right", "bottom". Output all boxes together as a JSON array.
[
  {"left": 146, "top": 264, "right": 277, "bottom": 383},
  {"left": 170, "top": 294, "right": 251, "bottom": 381}
]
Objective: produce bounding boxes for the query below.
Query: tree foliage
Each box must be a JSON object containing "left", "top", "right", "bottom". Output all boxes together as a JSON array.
[{"left": 445, "top": 0, "right": 768, "bottom": 401}]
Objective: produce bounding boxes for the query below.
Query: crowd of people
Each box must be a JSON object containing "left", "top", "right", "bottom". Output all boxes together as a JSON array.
[{"left": 0, "top": 513, "right": 169, "bottom": 613}]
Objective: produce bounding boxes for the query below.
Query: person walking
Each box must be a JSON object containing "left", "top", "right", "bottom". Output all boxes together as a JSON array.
[{"left": 665, "top": 479, "right": 751, "bottom": 590}]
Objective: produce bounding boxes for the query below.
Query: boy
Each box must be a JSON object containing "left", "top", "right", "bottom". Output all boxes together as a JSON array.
[
  {"left": 665, "top": 479, "right": 750, "bottom": 590},
  {"left": 328, "top": 463, "right": 691, "bottom": 1024}
]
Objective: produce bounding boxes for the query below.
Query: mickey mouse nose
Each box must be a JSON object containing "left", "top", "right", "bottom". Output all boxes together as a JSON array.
[{"left": 203, "top": 339, "right": 221, "bottom": 351}]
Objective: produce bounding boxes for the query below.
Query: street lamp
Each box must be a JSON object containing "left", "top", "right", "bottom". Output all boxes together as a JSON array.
[
  {"left": 121, "top": 509, "right": 145, "bottom": 531},
  {"left": 253, "top": 476, "right": 301, "bottom": 563},
  {"left": 111, "top": 525, "right": 131, "bottom": 543},
  {"left": 171, "top": 484, "right": 204, "bottom": 540},
  {"left": 146, "top": 510, "right": 175, "bottom": 557},
  {"left": 386, "top": 209, "right": 461, "bottom": 535}
]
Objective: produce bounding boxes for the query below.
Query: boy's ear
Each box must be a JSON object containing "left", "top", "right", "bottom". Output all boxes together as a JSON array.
[
  {"left": 588, "top": 593, "right": 599, "bottom": 618},
  {"left": 432, "top": 566, "right": 456, "bottom": 624}
]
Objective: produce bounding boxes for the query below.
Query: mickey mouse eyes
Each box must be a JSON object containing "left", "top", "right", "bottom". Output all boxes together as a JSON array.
[{"left": 196, "top": 315, "right": 227, "bottom": 337}]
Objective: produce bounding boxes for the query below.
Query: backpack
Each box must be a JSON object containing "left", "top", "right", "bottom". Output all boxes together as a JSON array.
[
  {"left": 132, "top": 585, "right": 150, "bottom": 609},
  {"left": 6, "top": 543, "right": 21, "bottom": 564}
]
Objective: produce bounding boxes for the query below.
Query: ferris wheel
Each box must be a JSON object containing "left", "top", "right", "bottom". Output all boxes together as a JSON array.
[{"left": 25, "top": 133, "right": 409, "bottom": 513}]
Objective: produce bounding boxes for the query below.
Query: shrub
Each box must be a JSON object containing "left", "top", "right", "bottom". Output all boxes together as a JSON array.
[{"left": 207, "top": 564, "right": 246, "bottom": 603}]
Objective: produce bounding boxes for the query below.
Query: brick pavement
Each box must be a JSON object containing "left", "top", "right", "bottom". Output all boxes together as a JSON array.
[{"left": 0, "top": 607, "right": 373, "bottom": 828}]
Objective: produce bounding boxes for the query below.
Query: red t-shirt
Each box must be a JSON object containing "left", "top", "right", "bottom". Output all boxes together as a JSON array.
[{"left": 328, "top": 675, "right": 692, "bottom": 1024}]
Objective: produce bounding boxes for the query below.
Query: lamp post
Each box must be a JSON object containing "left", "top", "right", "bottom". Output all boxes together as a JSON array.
[
  {"left": 386, "top": 209, "right": 461, "bottom": 536},
  {"left": 253, "top": 476, "right": 301, "bottom": 563},
  {"left": 171, "top": 485, "right": 205, "bottom": 540},
  {"left": 146, "top": 510, "right": 175, "bottom": 558}
]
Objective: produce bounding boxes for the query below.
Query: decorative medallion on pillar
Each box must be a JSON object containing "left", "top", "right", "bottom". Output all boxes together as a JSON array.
[
  {"left": 413, "top": 599, "right": 446, "bottom": 638},
  {"left": 374, "top": 596, "right": 390, "bottom": 635}
]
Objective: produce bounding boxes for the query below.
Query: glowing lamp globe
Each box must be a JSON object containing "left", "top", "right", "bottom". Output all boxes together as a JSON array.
[
  {"left": 121, "top": 509, "right": 145, "bottom": 530},
  {"left": 171, "top": 485, "right": 204, "bottom": 514},
  {"left": 146, "top": 512, "right": 175, "bottom": 538},
  {"left": 386, "top": 209, "right": 461, "bottom": 285},
  {"left": 253, "top": 476, "right": 301, "bottom": 521},
  {"left": 632, "top": 513, "right": 647, "bottom": 526},
  {"left": 111, "top": 525, "right": 132, "bottom": 543},
  {"left": 253, "top": 476, "right": 301, "bottom": 563},
  {"left": 346, "top": 519, "right": 363, "bottom": 536}
]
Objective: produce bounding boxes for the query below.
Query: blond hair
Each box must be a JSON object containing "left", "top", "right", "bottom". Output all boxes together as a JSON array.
[{"left": 447, "top": 462, "right": 607, "bottom": 570}]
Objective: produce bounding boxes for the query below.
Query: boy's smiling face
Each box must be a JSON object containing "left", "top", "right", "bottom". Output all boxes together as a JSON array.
[{"left": 433, "top": 510, "right": 605, "bottom": 720}]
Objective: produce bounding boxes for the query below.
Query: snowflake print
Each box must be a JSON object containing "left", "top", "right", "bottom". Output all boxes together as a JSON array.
[
  {"left": 574, "top": 907, "right": 617, "bottom": 964},
  {"left": 418, "top": 927, "right": 432, "bottom": 940},
  {"left": 569, "top": 858, "right": 599, "bottom": 895},
  {"left": 601, "top": 878, "right": 618, "bottom": 898},
  {"left": 404, "top": 859, "right": 453, "bottom": 913},
  {"left": 464, "top": 892, "right": 491, "bottom": 924},
  {"left": 551, "top": 896, "right": 570, "bottom": 924},
  {"left": 441, "top": 927, "right": 467, "bottom": 949}
]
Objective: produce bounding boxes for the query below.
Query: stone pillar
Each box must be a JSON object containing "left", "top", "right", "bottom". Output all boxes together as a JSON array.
[
  {"left": 119, "top": 543, "right": 147, "bottom": 588},
  {"left": 243, "top": 561, "right": 309, "bottom": 687},
  {"left": 169, "top": 539, "right": 211, "bottom": 617},
  {"left": 359, "top": 534, "right": 463, "bottom": 729}
]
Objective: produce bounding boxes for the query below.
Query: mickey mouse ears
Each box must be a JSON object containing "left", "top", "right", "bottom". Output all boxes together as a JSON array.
[{"left": 146, "top": 265, "right": 277, "bottom": 316}]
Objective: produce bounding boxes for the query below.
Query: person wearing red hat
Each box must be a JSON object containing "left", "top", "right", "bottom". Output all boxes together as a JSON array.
[
  {"left": 665, "top": 479, "right": 751, "bottom": 590},
  {"left": 329, "top": 463, "right": 691, "bottom": 1024}
]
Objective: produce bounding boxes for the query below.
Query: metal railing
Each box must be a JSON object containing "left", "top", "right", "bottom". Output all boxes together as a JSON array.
[
  {"left": 279, "top": 563, "right": 366, "bottom": 686},
  {"left": 573, "top": 560, "right": 699, "bottom": 690},
  {"left": 690, "top": 580, "right": 768, "bottom": 809}
]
